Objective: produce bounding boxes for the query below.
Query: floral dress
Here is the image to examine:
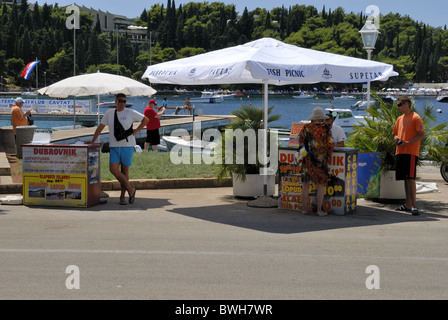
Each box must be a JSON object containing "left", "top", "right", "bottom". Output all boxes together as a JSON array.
[{"left": 298, "top": 122, "right": 334, "bottom": 185}]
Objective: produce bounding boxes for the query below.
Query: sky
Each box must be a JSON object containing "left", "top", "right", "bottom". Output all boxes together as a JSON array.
[{"left": 35, "top": 0, "right": 447, "bottom": 28}]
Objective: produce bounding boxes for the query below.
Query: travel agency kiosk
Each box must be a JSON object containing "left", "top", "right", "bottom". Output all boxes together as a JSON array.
[
  {"left": 22, "top": 133, "right": 101, "bottom": 207},
  {"left": 278, "top": 123, "right": 359, "bottom": 215}
]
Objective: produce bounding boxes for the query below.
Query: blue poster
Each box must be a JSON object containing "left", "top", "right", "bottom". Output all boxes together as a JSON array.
[{"left": 357, "top": 152, "right": 381, "bottom": 198}]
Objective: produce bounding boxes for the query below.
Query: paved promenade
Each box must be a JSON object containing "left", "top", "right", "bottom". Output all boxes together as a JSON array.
[{"left": 0, "top": 164, "right": 447, "bottom": 300}]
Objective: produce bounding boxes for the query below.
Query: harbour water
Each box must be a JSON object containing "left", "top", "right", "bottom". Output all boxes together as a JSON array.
[{"left": 0, "top": 93, "right": 446, "bottom": 132}]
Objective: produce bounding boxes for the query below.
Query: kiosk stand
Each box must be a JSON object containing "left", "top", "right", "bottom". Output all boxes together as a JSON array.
[
  {"left": 22, "top": 143, "right": 101, "bottom": 207},
  {"left": 278, "top": 147, "right": 358, "bottom": 215}
]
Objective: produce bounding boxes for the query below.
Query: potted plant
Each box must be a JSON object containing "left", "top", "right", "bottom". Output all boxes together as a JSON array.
[
  {"left": 216, "top": 104, "right": 281, "bottom": 197},
  {"left": 346, "top": 94, "right": 448, "bottom": 199}
]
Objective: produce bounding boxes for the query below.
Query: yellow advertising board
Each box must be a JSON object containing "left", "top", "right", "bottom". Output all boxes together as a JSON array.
[
  {"left": 22, "top": 144, "right": 101, "bottom": 207},
  {"left": 23, "top": 173, "right": 87, "bottom": 207}
]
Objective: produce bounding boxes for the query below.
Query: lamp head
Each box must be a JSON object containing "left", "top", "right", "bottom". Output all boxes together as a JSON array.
[{"left": 359, "top": 20, "right": 380, "bottom": 50}]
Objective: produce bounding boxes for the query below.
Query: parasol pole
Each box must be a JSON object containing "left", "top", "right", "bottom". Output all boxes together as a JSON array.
[
  {"left": 263, "top": 81, "right": 268, "bottom": 196},
  {"left": 97, "top": 94, "right": 101, "bottom": 142},
  {"left": 247, "top": 80, "right": 277, "bottom": 208}
]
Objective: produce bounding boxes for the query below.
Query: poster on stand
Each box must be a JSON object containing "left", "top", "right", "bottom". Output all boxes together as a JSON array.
[
  {"left": 22, "top": 144, "right": 100, "bottom": 207},
  {"left": 357, "top": 152, "right": 381, "bottom": 198},
  {"left": 278, "top": 147, "right": 358, "bottom": 215}
]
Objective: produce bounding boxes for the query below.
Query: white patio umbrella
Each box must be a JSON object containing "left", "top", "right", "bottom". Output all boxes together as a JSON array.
[
  {"left": 39, "top": 71, "right": 157, "bottom": 98},
  {"left": 142, "top": 37, "right": 398, "bottom": 206},
  {"left": 38, "top": 71, "right": 157, "bottom": 129}
]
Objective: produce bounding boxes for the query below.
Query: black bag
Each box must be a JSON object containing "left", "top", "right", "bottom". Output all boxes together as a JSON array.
[
  {"left": 114, "top": 110, "right": 134, "bottom": 142},
  {"left": 27, "top": 114, "right": 34, "bottom": 126}
]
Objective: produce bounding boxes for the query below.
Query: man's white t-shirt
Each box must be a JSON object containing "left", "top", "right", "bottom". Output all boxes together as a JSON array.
[
  {"left": 331, "top": 124, "right": 346, "bottom": 145},
  {"left": 101, "top": 108, "right": 144, "bottom": 147}
]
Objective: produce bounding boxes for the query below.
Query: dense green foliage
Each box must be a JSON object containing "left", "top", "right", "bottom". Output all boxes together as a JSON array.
[
  {"left": 1, "top": 0, "right": 448, "bottom": 90},
  {"left": 216, "top": 104, "right": 280, "bottom": 181}
]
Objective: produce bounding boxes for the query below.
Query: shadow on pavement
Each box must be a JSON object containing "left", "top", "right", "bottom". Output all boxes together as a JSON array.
[{"left": 166, "top": 199, "right": 441, "bottom": 234}]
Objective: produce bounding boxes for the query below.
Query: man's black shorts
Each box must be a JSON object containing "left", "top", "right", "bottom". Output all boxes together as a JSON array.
[
  {"left": 146, "top": 129, "right": 160, "bottom": 145},
  {"left": 395, "top": 154, "right": 418, "bottom": 180}
]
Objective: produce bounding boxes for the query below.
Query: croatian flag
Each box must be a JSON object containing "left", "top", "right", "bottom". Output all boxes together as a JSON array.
[{"left": 20, "top": 60, "right": 40, "bottom": 80}]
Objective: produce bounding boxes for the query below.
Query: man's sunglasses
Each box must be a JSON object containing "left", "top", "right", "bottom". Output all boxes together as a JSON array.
[
  {"left": 397, "top": 101, "right": 407, "bottom": 107},
  {"left": 118, "top": 99, "right": 127, "bottom": 103}
]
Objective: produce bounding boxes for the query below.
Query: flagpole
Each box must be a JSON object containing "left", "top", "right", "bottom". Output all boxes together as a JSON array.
[
  {"left": 35, "top": 57, "right": 38, "bottom": 113},
  {"left": 74, "top": 28, "right": 76, "bottom": 76}
]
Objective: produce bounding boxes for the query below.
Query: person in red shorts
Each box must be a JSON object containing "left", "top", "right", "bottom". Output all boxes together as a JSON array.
[
  {"left": 393, "top": 96, "right": 425, "bottom": 215},
  {"left": 144, "top": 99, "right": 165, "bottom": 151}
]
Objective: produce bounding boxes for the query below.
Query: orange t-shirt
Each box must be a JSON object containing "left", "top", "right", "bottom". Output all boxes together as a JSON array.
[
  {"left": 393, "top": 112, "right": 424, "bottom": 157},
  {"left": 11, "top": 105, "right": 29, "bottom": 134}
]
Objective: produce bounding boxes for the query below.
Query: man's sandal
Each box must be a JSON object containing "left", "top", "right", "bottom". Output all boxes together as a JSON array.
[{"left": 395, "top": 205, "right": 411, "bottom": 212}]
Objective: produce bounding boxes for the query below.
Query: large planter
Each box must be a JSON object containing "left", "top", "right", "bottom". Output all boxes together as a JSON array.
[
  {"left": 16, "top": 125, "right": 37, "bottom": 159},
  {"left": 232, "top": 173, "right": 275, "bottom": 198},
  {"left": 0, "top": 126, "right": 16, "bottom": 154},
  {"left": 379, "top": 170, "right": 406, "bottom": 200}
]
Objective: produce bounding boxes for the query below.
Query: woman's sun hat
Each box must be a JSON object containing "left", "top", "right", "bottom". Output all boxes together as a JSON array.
[{"left": 308, "top": 107, "right": 329, "bottom": 121}]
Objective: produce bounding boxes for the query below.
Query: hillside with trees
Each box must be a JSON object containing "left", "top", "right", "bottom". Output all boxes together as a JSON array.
[{"left": 1, "top": 0, "right": 447, "bottom": 91}]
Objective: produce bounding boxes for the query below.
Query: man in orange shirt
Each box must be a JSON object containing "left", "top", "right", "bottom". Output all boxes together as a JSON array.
[
  {"left": 11, "top": 97, "right": 31, "bottom": 138},
  {"left": 393, "top": 96, "right": 425, "bottom": 215}
]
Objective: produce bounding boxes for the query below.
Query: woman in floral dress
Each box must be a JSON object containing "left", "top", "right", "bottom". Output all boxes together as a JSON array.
[{"left": 298, "top": 107, "right": 334, "bottom": 216}]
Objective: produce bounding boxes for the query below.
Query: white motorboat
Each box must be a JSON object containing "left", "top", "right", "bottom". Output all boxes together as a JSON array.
[
  {"left": 437, "top": 95, "right": 448, "bottom": 103},
  {"left": 351, "top": 100, "right": 374, "bottom": 110},
  {"left": 292, "top": 93, "right": 315, "bottom": 99},
  {"left": 161, "top": 135, "right": 219, "bottom": 154},
  {"left": 333, "top": 93, "right": 356, "bottom": 100},
  {"left": 189, "top": 91, "right": 225, "bottom": 103},
  {"left": 326, "top": 108, "right": 366, "bottom": 130}
]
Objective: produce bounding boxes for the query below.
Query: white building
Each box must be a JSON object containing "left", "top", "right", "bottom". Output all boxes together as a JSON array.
[{"left": 76, "top": 4, "right": 149, "bottom": 43}]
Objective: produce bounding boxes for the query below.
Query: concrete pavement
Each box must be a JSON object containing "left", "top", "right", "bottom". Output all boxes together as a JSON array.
[{"left": 0, "top": 164, "right": 447, "bottom": 300}]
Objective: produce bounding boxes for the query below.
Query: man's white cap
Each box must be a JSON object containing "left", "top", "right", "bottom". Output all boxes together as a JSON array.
[{"left": 15, "top": 97, "right": 24, "bottom": 104}]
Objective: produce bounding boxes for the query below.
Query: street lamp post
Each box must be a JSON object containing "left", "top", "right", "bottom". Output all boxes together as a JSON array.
[{"left": 359, "top": 20, "right": 380, "bottom": 108}]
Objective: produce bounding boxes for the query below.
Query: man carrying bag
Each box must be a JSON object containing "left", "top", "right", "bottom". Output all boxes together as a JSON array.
[{"left": 88, "top": 93, "right": 149, "bottom": 205}]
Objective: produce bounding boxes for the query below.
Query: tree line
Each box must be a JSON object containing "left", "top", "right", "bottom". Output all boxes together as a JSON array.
[{"left": 1, "top": 0, "right": 447, "bottom": 91}]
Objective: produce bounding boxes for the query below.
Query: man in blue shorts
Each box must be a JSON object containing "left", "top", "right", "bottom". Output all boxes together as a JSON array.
[{"left": 88, "top": 93, "right": 149, "bottom": 205}]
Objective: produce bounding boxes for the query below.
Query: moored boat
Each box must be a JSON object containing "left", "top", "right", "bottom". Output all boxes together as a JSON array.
[
  {"left": 189, "top": 91, "right": 225, "bottom": 103},
  {"left": 326, "top": 108, "right": 366, "bottom": 131},
  {"left": 161, "top": 135, "right": 218, "bottom": 154},
  {"left": 437, "top": 95, "right": 448, "bottom": 103}
]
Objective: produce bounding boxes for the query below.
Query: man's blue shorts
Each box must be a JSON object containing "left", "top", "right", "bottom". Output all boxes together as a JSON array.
[{"left": 110, "top": 147, "right": 134, "bottom": 167}]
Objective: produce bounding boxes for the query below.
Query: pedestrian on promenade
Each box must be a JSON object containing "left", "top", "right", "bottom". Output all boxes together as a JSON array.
[
  {"left": 324, "top": 112, "right": 346, "bottom": 147},
  {"left": 393, "top": 96, "right": 425, "bottom": 215},
  {"left": 144, "top": 99, "right": 165, "bottom": 151},
  {"left": 160, "top": 97, "right": 168, "bottom": 111},
  {"left": 88, "top": 93, "right": 149, "bottom": 205},
  {"left": 10, "top": 97, "right": 31, "bottom": 139},
  {"left": 298, "top": 107, "right": 334, "bottom": 216},
  {"left": 184, "top": 97, "right": 193, "bottom": 114}
]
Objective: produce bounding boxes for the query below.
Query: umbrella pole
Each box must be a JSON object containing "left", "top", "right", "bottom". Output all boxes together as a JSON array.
[
  {"left": 263, "top": 81, "right": 268, "bottom": 196},
  {"left": 97, "top": 95, "right": 100, "bottom": 143},
  {"left": 73, "top": 97, "right": 76, "bottom": 129},
  {"left": 247, "top": 81, "right": 277, "bottom": 208}
]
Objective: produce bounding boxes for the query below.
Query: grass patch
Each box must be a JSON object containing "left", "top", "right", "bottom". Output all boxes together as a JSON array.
[{"left": 100, "top": 151, "right": 221, "bottom": 181}]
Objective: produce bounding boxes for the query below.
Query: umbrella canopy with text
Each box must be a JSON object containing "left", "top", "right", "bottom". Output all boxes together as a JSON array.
[{"left": 142, "top": 37, "right": 398, "bottom": 85}]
